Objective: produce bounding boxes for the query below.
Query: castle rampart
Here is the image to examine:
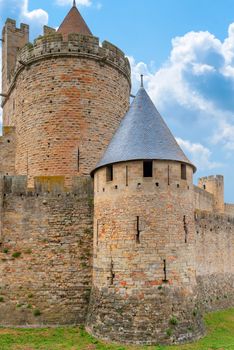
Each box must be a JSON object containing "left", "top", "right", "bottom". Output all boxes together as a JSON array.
[
  {"left": 195, "top": 211, "right": 234, "bottom": 311},
  {"left": 0, "top": 126, "right": 16, "bottom": 176},
  {"left": 1, "top": 29, "right": 131, "bottom": 187},
  {"left": 1, "top": 19, "right": 29, "bottom": 92},
  {"left": 0, "top": 7, "right": 233, "bottom": 346},
  {"left": 0, "top": 175, "right": 93, "bottom": 325},
  {"left": 198, "top": 175, "right": 224, "bottom": 213},
  {"left": 87, "top": 160, "right": 204, "bottom": 344}
]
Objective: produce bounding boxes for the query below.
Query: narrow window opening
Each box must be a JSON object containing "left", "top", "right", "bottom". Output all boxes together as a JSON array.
[
  {"left": 163, "top": 259, "right": 168, "bottom": 282},
  {"left": 168, "top": 165, "right": 170, "bottom": 185},
  {"left": 156, "top": 182, "right": 159, "bottom": 187},
  {"left": 181, "top": 164, "right": 187, "bottom": 180},
  {"left": 96, "top": 220, "right": 99, "bottom": 246},
  {"left": 203, "top": 184, "right": 206, "bottom": 190},
  {"left": 77, "top": 148, "right": 80, "bottom": 172},
  {"left": 106, "top": 165, "right": 113, "bottom": 182},
  {"left": 110, "top": 259, "right": 115, "bottom": 285},
  {"left": 126, "top": 166, "right": 128, "bottom": 186},
  {"left": 183, "top": 215, "right": 188, "bottom": 243},
  {"left": 136, "top": 216, "right": 141, "bottom": 244},
  {"left": 97, "top": 174, "right": 99, "bottom": 192},
  {"left": 143, "top": 160, "right": 153, "bottom": 177}
]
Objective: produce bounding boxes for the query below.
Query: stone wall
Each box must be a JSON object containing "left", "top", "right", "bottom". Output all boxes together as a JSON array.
[
  {"left": 1, "top": 19, "right": 29, "bottom": 93},
  {"left": 87, "top": 160, "right": 204, "bottom": 345},
  {"left": 2, "top": 32, "right": 131, "bottom": 187},
  {"left": 0, "top": 175, "right": 93, "bottom": 326},
  {"left": 0, "top": 126, "right": 16, "bottom": 176},
  {"left": 225, "top": 203, "right": 234, "bottom": 217},
  {"left": 194, "top": 185, "right": 214, "bottom": 212},
  {"left": 195, "top": 211, "right": 234, "bottom": 312},
  {"left": 197, "top": 176, "right": 224, "bottom": 213}
]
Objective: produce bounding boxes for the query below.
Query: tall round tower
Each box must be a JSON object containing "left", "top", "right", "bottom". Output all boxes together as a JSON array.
[
  {"left": 87, "top": 83, "right": 204, "bottom": 344},
  {"left": 1, "top": 2, "right": 131, "bottom": 186}
]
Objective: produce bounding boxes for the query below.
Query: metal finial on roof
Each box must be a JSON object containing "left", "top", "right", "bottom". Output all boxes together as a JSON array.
[
  {"left": 141, "top": 74, "right": 144, "bottom": 87},
  {"left": 73, "top": 0, "right": 76, "bottom": 7}
]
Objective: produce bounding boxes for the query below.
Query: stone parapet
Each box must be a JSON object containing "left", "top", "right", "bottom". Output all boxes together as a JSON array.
[{"left": 3, "top": 33, "right": 131, "bottom": 101}]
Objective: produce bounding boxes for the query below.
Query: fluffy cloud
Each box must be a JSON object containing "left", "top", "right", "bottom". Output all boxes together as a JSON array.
[
  {"left": 176, "top": 138, "right": 220, "bottom": 170},
  {"left": 130, "top": 23, "right": 234, "bottom": 157},
  {"left": 20, "top": 0, "right": 48, "bottom": 27},
  {"left": 56, "top": 0, "right": 92, "bottom": 6}
]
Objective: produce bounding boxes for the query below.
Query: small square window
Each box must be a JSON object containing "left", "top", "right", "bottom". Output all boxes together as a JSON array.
[
  {"left": 106, "top": 165, "right": 113, "bottom": 182},
  {"left": 143, "top": 160, "right": 153, "bottom": 177}
]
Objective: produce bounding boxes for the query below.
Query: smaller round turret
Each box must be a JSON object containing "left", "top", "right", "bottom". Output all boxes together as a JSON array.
[{"left": 87, "top": 82, "right": 204, "bottom": 345}]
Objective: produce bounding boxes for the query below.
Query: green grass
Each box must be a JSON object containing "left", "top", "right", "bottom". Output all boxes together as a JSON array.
[{"left": 0, "top": 308, "right": 233, "bottom": 350}]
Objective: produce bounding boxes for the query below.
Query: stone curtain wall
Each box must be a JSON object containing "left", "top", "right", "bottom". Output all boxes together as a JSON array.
[
  {"left": 2, "top": 33, "right": 131, "bottom": 187},
  {"left": 194, "top": 186, "right": 214, "bottom": 212},
  {"left": 0, "top": 127, "right": 16, "bottom": 176},
  {"left": 225, "top": 203, "right": 234, "bottom": 217},
  {"left": 195, "top": 211, "right": 234, "bottom": 311},
  {"left": 87, "top": 160, "right": 204, "bottom": 345},
  {"left": 0, "top": 175, "right": 93, "bottom": 325}
]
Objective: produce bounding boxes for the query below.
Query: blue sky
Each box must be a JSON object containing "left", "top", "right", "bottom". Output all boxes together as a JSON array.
[{"left": 1, "top": 0, "right": 234, "bottom": 201}]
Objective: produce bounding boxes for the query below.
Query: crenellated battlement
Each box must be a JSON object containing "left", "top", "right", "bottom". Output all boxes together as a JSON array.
[
  {"left": 8, "top": 33, "right": 131, "bottom": 91},
  {"left": 3, "top": 18, "right": 29, "bottom": 33},
  {"left": 1, "top": 175, "right": 93, "bottom": 198}
]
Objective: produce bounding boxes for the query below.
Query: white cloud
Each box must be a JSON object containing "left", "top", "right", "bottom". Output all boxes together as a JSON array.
[
  {"left": 20, "top": 0, "right": 48, "bottom": 26},
  {"left": 176, "top": 138, "right": 221, "bottom": 170},
  {"left": 56, "top": 0, "right": 92, "bottom": 7},
  {"left": 130, "top": 23, "right": 234, "bottom": 153}
]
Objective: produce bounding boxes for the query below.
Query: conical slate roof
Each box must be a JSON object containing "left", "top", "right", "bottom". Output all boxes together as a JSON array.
[
  {"left": 57, "top": 2, "right": 92, "bottom": 39},
  {"left": 92, "top": 87, "right": 196, "bottom": 173}
]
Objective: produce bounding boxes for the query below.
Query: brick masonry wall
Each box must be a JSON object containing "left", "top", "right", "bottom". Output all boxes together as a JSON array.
[
  {"left": 0, "top": 175, "right": 93, "bottom": 325},
  {"left": 2, "top": 34, "right": 131, "bottom": 187},
  {"left": 224, "top": 203, "right": 234, "bottom": 217},
  {"left": 1, "top": 19, "right": 29, "bottom": 93},
  {"left": 195, "top": 211, "right": 234, "bottom": 311},
  {"left": 194, "top": 185, "right": 214, "bottom": 212},
  {"left": 197, "top": 176, "right": 224, "bottom": 213},
  {"left": 0, "top": 126, "right": 16, "bottom": 176},
  {"left": 87, "top": 160, "right": 204, "bottom": 345}
]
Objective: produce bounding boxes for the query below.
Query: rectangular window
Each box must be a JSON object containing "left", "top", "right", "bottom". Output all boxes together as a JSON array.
[
  {"left": 143, "top": 160, "right": 153, "bottom": 177},
  {"left": 106, "top": 164, "right": 113, "bottom": 182},
  {"left": 181, "top": 164, "right": 187, "bottom": 180}
]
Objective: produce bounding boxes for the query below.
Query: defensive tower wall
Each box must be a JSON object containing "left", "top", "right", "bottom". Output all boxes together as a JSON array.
[
  {"left": 87, "top": 160, "right": 204, "bottom": 345},
  {"left": 197, "top": 175, "right": 224, "bottom": 213},
  {"left": 1, "top": 19, "right": 29, "bottom": 93},
  {"left": 195, "top": 211, "right": 234, "bottom": 311},
  {"left": 0, "top": 175, "right": 93, "bottom": 325},
  {"left": 1, "top": 25, "right": 131, "bottom": 187},
  {"left": 0, "top": 126, "right": 16, "bottom": 176}
]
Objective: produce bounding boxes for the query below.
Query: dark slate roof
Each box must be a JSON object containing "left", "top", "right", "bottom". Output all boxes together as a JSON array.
[
  {"left": 92, "top": 87, "right": 196, "bottom": 174},
  {"left": 57, "top": 3, "right": 92, "bottom": 40}
]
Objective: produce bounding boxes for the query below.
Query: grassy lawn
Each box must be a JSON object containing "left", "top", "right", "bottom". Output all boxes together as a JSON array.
[{"left": 0, "top": 308, "right": 233, "bottom": 350}]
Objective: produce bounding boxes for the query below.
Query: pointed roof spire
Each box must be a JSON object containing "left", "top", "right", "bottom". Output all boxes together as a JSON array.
[
  {"left": 92, "top": 85, "right": 196, "bottom": 174},
  {"left": 141, "top": 74, "right": 144, "bottom": 88},
  {"left": 57, "top": 2, "right": 92, "bottom": 40}
]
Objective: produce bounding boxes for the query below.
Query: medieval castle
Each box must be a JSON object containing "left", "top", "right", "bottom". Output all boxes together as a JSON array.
[{"left": 0, "top": 1, "right": 233, "bottom": 345}]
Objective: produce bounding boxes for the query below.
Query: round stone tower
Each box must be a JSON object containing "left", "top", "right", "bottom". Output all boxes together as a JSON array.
[
  {"left": 1, "top": 2, "right": 130, "bottom": 186},
  {"left": 87, "top": 83, "right": 204, "bottom": 344}
]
